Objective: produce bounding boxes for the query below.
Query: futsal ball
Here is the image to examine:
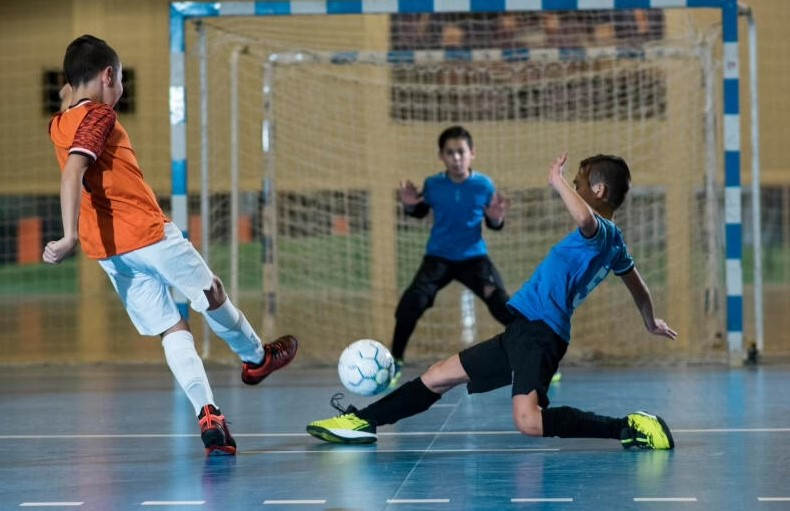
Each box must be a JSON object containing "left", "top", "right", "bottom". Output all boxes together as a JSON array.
[{"left": 338, "top": 339, "right": 396, "bottom": 396}]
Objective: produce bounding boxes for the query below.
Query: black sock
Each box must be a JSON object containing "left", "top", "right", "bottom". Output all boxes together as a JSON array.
[
  {"left": 356, "top": 378, "right": 441, "bottom": 426},
  {"left": 542, "top": 406, "right": 626, "bottom": 439}
]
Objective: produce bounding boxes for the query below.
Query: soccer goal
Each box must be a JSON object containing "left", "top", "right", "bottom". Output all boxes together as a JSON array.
[{"left": 170, "top": 1, "right": 743, "bottom": 365}]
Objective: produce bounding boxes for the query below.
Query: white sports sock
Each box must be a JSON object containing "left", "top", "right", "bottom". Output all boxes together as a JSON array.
[
  {"left": 203, "top": 298, "right": 264, "bottom": 364},
  {"left": 162, "top": 330, "right": 215, "bottom": 415}
]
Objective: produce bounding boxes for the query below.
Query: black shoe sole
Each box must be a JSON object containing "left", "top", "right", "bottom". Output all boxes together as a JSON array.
[{"left": 655, "top": 415, "right": 675, "bottom": 449}]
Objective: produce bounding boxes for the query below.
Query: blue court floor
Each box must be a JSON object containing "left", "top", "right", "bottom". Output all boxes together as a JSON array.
[{"left": 2, "top": 363, "right": 789, "bottom": 511}]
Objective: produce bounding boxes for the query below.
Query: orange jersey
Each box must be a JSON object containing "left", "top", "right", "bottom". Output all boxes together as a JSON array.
[{"left": 49, "top": 100, "right": 167, "bottom": 259}]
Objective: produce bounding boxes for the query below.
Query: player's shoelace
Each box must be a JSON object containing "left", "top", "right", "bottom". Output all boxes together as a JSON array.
[
  {"left": 330, "top": 392, "right": 359, "bottom": 416},
  {"left": 267, "top": 339, "right": 292, "bottom": 362}
]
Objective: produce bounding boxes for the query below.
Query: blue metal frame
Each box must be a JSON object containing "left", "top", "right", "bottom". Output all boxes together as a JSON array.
[{"left": 169, "top": 0, "right": 742, "bottom": 356}]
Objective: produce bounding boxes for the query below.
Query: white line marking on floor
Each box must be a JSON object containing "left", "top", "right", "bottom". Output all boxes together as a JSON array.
[
  {"left": 2, "top": 428, "right": 790, "bottom": 440},
  {"left": 263, "top": 500, "right": 327, "bottom": 505},
  {"left": 19, "top": 504, "right": 84, "bottom": 507},
  {"left": 758, "top": 497, "right": 790, "bottom": 502},
  {"left": 634, "top": 497, "right": 697, "bottom": 502},
  {"left": 511, "top": 498, "right": 574, "bottom": 503},
  {"left": 140, "top": 502, "right": 205, "bottom": 506},
  {"left": 241, "top": 448, "right": 559, "bottom": 455},
  {"left": 674, "top": 428, "right": 790, "bottom": 433},
  {"left": 386, "top": 499, "right": 450, "bottom": 504}
]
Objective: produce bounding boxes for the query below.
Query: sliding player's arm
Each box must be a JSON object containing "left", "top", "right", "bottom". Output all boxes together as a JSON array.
[{"left": 620, "top": 267, "right": 677, "bottom": 340}]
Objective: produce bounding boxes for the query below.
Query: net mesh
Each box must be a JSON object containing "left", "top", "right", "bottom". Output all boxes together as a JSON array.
[
  {"left": 3, "top": 8, "right": 764, "bottom": 365},
  {"left": 184, "top": 11, "right": 727, "bottom": 365}
]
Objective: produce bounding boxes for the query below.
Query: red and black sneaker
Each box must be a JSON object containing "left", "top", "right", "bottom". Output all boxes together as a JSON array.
[
  {"left": 198, "top": 404, "right": 237, "bottom": 456},
  {"left": 241, "top": 334, "right": 299, "bottom": 385}
]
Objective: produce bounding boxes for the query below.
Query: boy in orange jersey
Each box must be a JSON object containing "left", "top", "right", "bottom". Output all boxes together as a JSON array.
[{"left": 44, "top": 35, "right": 298, "bottom": 456}]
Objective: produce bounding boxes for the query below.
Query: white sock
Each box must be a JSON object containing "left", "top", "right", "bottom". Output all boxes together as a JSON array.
[
  {"left": 162, "top": 330, "right": 215, "bottom": 415},
  {"left": 203, "top": 298, "right": 265, "bottom": 364}
]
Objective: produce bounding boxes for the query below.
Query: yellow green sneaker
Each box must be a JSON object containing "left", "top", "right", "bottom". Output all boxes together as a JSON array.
[
  {"left": 306, "top": 413, "right": 377, "bottom": 444},
  {"left": 306, "top": 393, "right": 377, "bottom": 444},
  {"left": 551, "top": 371, "right": 562, "bottom": 383},
  {"left": 621, "top": 411, "right": 674, "bottom": 450}
]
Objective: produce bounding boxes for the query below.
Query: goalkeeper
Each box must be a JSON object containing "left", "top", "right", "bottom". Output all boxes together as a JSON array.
[{"left": 390, "top": 125, "right": 515, "bottom": 386}]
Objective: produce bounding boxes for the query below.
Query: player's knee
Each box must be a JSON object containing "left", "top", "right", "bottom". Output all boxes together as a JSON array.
[
  {"left": 512, "top": 396, "right": 543, "bottom": 436},
  {"left": 483, "top": 286, "right": 508, "bottom": 305},
  {"left": 395, "top": 289, "right": 432, "bottom": 319},
  {"left": 204, "top": 275, "right": 227, "bottom": 310},
  {"left": 422, "top": 360, "right": 455, "bottom": 394},
  {"left": 513, "top": 409, "right": 543, "bottom": 437},
  {"left": 482, "top": 284, "right": 496, "bottom": 299},
  {"left": 160, "top": 318, "right": 190, "bottom": 338}
]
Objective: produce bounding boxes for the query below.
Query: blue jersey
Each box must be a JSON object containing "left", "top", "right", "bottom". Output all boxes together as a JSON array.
[
  {"left": 422, "top": 171, "right": 496, "bottom": 261},
  {"left": 507, "top": 216, "right": 634, "bottom": 342}
]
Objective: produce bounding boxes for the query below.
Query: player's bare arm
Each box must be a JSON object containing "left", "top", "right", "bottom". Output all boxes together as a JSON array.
[
  {"left": 43, "top": 153, "right": 89, "bottom": 264},
  {"left": 620, "top": 268, "right": 677, "bottom": 340},
  {"left": 547, "top": 152, "right": 598, "bottom": 237}
]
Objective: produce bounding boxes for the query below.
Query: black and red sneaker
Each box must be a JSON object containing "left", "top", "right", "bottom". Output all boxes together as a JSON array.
[
  {"left": 198, "top": 404, "right": 237, "bottom": 456},
  {"left": 241, "top": 334, "right": 299, "bottom": 385}
]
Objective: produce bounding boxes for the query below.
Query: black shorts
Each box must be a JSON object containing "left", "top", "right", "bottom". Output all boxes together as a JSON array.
[{"left": 458, "top": 314, "right": 567, "bottom": 408}]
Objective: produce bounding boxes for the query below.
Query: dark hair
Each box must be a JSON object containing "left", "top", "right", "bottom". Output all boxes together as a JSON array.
[
  {"left": 438, "top": 125, "right": 473, "bottom": 151},
  {"left": 63, "top": 35, "right": 120, "bottom": 87},
  {"left": 579, "top": 154, "right": 631, "bottom": 209}
]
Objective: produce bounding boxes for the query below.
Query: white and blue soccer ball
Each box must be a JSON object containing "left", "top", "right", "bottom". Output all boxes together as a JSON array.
[{"left": 338, "top": 339, "right": 395, "bottom": 396}]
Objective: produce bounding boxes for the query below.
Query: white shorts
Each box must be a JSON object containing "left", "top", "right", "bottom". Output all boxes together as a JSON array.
[{"left": 98, "top": 222, "right": 214, "bottom": 336}]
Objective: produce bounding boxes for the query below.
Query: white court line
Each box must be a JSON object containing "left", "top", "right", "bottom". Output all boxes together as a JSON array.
[
  {"left": 242, "top": 448, "right": 559, "bottom": 455},
  {"left": 673, "top": 428, "right": 790, "bottom": 433},
  {"left": 512, "top": 498, "right": 573, "bottom": 503},
  {"left": 387, "top": 499, "right": 450, "bottom": 504},
  {"left": 19, "top": 504, "right": 84, "bottom": 507},
  {"left": 634, "top": 497, "right": 697, "bottom": 502},
  {"left": 140, "top": 502, "right": 205, "bottom": 506},
  {"left": 758, "top": 498, "right": 790, "bottom": 502},
  {"left": 263, "top": 500, "right": 326, "bottom": 505},
  {"left": 2, "top": 428, "right": 790, "bottom": 440}
]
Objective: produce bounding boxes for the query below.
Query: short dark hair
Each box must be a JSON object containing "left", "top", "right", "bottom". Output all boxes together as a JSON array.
[
  {"left": 438, "top": 125, "right": 473, "bottom": 151},
  {"left": 579, "top": 154, "right": 631, "bottom": 209},
  {"left": 63, "top": 35, "right": 120, "bottom": 87}
]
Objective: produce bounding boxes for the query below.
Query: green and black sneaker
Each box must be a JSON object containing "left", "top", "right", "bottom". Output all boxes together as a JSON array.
[
  {"left": 620, "top": 411, "right": 674, "bottom": 450},
  {"left": 306, "top": 393, "right": 377, "bottom": 444}
]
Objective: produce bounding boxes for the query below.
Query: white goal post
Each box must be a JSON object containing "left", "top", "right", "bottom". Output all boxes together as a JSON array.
[{"left": 169, "top": 1, "right": 745, "bottom": 364}]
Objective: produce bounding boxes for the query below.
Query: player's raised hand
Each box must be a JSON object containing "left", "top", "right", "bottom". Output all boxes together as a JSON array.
[
  {"left": 42, "top": 236, "right": 77, "bottom": 264},
  {"left": 485, "top": 191, "right": 508, "bottom": 224},
  {"left": 647, "top": 318, "right": 677, "bottom": 340},
  {"left": 547, "top": 152, "right": 569, "bottom": 189},
  {"left": 398, "top": 180, "right": 421, "bottom": 206}
]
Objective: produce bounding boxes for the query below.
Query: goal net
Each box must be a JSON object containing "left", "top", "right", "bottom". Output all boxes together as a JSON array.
[{"left": 184, "top": 10, "right": 726, "bottom": 365}]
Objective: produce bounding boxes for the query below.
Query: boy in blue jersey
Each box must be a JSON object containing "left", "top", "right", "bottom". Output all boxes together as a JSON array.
[
  {"left": 391, "top": 125, "right": 514, "bottom": 385},
  {"left": 307, "top": 152, "right": 677, "bottom": 449}
]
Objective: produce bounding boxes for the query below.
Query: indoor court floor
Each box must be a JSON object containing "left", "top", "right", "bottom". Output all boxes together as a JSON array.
[{"left": 2, "top": 363, "right": 789, "bottom": 511}]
